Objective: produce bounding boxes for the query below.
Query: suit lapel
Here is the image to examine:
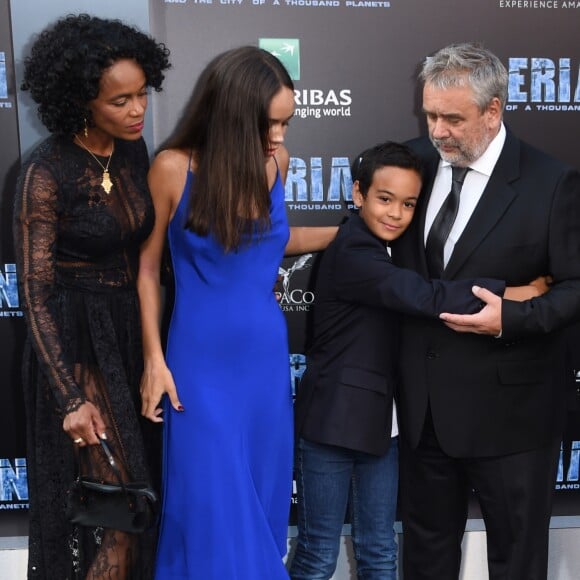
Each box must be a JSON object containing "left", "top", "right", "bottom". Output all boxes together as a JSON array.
[{"left": 444, "top": 132, "right": 521, "bottom": 279}]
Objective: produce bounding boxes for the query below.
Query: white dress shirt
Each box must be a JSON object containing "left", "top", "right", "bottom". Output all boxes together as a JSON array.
[{"left": 423, "top": 124, "right": 507, "bottom": 268}]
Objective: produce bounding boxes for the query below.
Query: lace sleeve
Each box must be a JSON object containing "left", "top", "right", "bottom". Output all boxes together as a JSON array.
[{"left": 14, "top": 160, "right": 87, "bottom": 415}]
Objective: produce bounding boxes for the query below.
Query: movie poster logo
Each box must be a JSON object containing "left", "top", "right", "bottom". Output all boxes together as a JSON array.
[
  {"left": 289, "top": 353, "right": 307, "bottom": 514},
  {"left": 0, "top": 264, "right": 22, "bottom": 318},
  {"left": 499, "top": 1, "right": 579, "bottom": 8},
  {"left": 286, "top": 156, "right": 354, "bottom": 211},
  {"left": 556, "top": 441, "right": 580, "bottom": 490},
  {"left": 259, "top": 38, "right": 300, "bottom": 80},
  {"left": 0, "top": 52, "right": 7, "bottom": 99},
  {"left": 293, "top": 88, "right": 352, "bottom": 119},
  {"left": 277, "top": 254, "right": 315, "bottom": 312},
  {"left": 0, "top": 51, "right": 13, "bottom": 109},
  {"left": 260, "top": 37, "right": 353, "bottom": 120},
  {"left": 163, "top": 0, "right": 393, "bottom": 7},
  {"left": 289, "top": 353, "right": 307, "bottom": 399},
  {"left": 507, "top": 57, "right": 580, "bottom": 112},
  {"left": 0, "top": 458, "right": 28, "bottom": 510}
]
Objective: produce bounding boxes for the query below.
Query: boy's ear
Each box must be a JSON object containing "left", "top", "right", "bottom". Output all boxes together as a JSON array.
[{"left": 352, "top": 180, "right": 363, "bottom": 208}]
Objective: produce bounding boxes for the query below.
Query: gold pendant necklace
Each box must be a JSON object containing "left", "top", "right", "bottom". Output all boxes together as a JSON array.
[{"left": 74, "top": 135, "right": 114, "bottom": 194}]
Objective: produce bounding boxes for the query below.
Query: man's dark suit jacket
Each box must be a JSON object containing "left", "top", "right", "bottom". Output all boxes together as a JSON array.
[
  {"left": 393, "top": 131, "right": 580, "bottom": 457},
  {"left": 294, "top": 213, "right": 504, "bottom": 457}
]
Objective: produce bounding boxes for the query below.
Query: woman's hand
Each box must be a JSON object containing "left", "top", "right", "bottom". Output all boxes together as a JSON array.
[
  {"left": 63, "top": 401, "right": 107, "bottom": 446},
  {"left": 140, "top": 360, "right": 183, "bottom": 423},
  {"left": 138, "top": 150, "right": 187, "bottom": 423}
]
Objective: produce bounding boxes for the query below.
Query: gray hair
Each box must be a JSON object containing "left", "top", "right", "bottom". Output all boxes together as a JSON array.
[{"left": 420, "top": 43, "right": 508, "bottom": 113}]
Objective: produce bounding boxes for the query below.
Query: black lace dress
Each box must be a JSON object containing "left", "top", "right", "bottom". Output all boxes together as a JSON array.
[{"left": 13, "top": 135, "right": 158, "bottom": 579}]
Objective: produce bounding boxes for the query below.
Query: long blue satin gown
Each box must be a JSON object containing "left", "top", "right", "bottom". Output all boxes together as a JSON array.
[{"left": 154, "top": 168, "right": 293, "bottom": 579}]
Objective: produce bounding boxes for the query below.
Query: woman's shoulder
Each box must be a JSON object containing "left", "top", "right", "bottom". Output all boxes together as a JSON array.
[
  {"left": 148, "top": 148, "right": 193, "bottom": 211},
  {"left": 24, "top": 134, "right": 65, "bottom": 162},
  {"left": 19, "top": 135, "right": 72, "bottom": 184},
  {"left": 151, "top": 147, "right": 193, "bottom": 175}
]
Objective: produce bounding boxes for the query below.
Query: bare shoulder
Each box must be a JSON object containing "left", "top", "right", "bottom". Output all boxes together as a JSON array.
[
  {"left": 148, "top": 148, "right": 192, "bottom": 212},
  {"left": 150, "top": 148, "right": 192, "bottom": 178}
]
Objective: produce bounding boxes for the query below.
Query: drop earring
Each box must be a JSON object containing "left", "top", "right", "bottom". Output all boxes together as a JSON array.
[{"left": 83, "top": 118, "right": 89, "bottom": 138}]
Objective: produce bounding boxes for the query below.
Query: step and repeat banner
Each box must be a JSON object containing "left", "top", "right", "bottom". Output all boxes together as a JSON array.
[
  {"left": 1, "top": 0, "right": 580, "bottom": 524},
  {"left": 0, "top": 0, "right": 28, "bottom": 515},
  {"left": 148, "top": 0, "right": 580, "bottom": 523}
]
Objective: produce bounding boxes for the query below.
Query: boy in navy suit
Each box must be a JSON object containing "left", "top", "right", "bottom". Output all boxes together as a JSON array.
[{"left": 289, "top": 142, "right": 543, "bottom": 580}]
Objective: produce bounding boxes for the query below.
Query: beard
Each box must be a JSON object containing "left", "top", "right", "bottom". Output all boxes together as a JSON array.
[{"left": 430, "top": 135, "right": 490, "bottom": 167}]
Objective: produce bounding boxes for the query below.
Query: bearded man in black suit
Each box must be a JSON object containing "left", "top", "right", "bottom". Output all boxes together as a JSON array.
[{"left": 394, "top": 42, "right": 580, "bottom": 580}]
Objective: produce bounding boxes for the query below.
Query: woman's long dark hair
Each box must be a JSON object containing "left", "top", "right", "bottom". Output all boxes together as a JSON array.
[{"left": 163, "top": 46, "right": 294, "bottom": 252}]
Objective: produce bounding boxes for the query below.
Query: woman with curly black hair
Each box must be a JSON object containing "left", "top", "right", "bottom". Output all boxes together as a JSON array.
[{"left": 13, "top": 13, "right": 170, "bottom": 579}]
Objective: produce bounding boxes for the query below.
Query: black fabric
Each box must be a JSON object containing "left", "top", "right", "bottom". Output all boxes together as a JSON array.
[
  {"left": 66, "top": 440, "right": 159, "bottom": 534},
  {"left": 294, "top": 213, "right": 505, "bottom": 457},
  {"left": 13, "top": 135, "right": 159, "bottom": 579}
]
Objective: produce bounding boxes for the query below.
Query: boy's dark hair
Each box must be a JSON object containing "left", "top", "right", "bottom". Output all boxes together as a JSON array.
[{"left": 351, "top": 141, "right": 423, "bottom": 196}]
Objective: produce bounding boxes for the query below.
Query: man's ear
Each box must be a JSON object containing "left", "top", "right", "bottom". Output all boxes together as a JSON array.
[
  {"left": 352, "top": 180, "right": 364, "bottom": 208},
  {"left": 485, "top": 96, "right": 503, "bottom": 129}
]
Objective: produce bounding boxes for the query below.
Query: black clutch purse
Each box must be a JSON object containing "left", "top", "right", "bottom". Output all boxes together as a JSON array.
[{"left": 66, "top": 438, "right": 159, "bottom": 534}]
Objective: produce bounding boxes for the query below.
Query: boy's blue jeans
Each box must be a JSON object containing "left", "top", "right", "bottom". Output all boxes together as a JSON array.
[{"left": 289, "top": 437, "right": 399, "bottom": 580}]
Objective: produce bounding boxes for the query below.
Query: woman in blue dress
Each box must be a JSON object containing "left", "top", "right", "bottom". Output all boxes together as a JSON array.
[{"left": 137, "top": 46, "right": 334, "bottom": 579}]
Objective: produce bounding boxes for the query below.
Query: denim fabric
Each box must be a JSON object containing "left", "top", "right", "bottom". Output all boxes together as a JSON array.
[{"left": 289, "top": 437, "right": 399, "bottom": 580}]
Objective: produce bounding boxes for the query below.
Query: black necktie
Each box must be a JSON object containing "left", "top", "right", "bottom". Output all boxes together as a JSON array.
[{"left": 425, "top": 166, "right": 470, "bottom": 277}]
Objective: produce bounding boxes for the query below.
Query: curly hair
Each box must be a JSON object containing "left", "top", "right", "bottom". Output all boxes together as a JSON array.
[{"left": 21, "top": 13, "right": 171, "bottom": 135}]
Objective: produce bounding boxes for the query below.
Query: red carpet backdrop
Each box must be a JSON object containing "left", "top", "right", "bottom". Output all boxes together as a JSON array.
[
  {"left": 0, "top": 0, "right": 27, "bottom": 514},
  {"left": 149, "top": 0, "right": 580, "bottom": 523},
  {"left": 1, "top": 0, "right": 580, "bottom": 526}
]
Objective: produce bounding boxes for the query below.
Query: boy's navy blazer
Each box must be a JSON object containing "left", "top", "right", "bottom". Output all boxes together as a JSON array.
[{"left": 294, "top": 213, "right": 504, "bottom": 456}]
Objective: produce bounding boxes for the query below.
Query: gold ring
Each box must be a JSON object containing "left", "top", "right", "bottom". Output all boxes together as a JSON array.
[{"left": 73, "top": 437, "right": 84, "bottom": 445}]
